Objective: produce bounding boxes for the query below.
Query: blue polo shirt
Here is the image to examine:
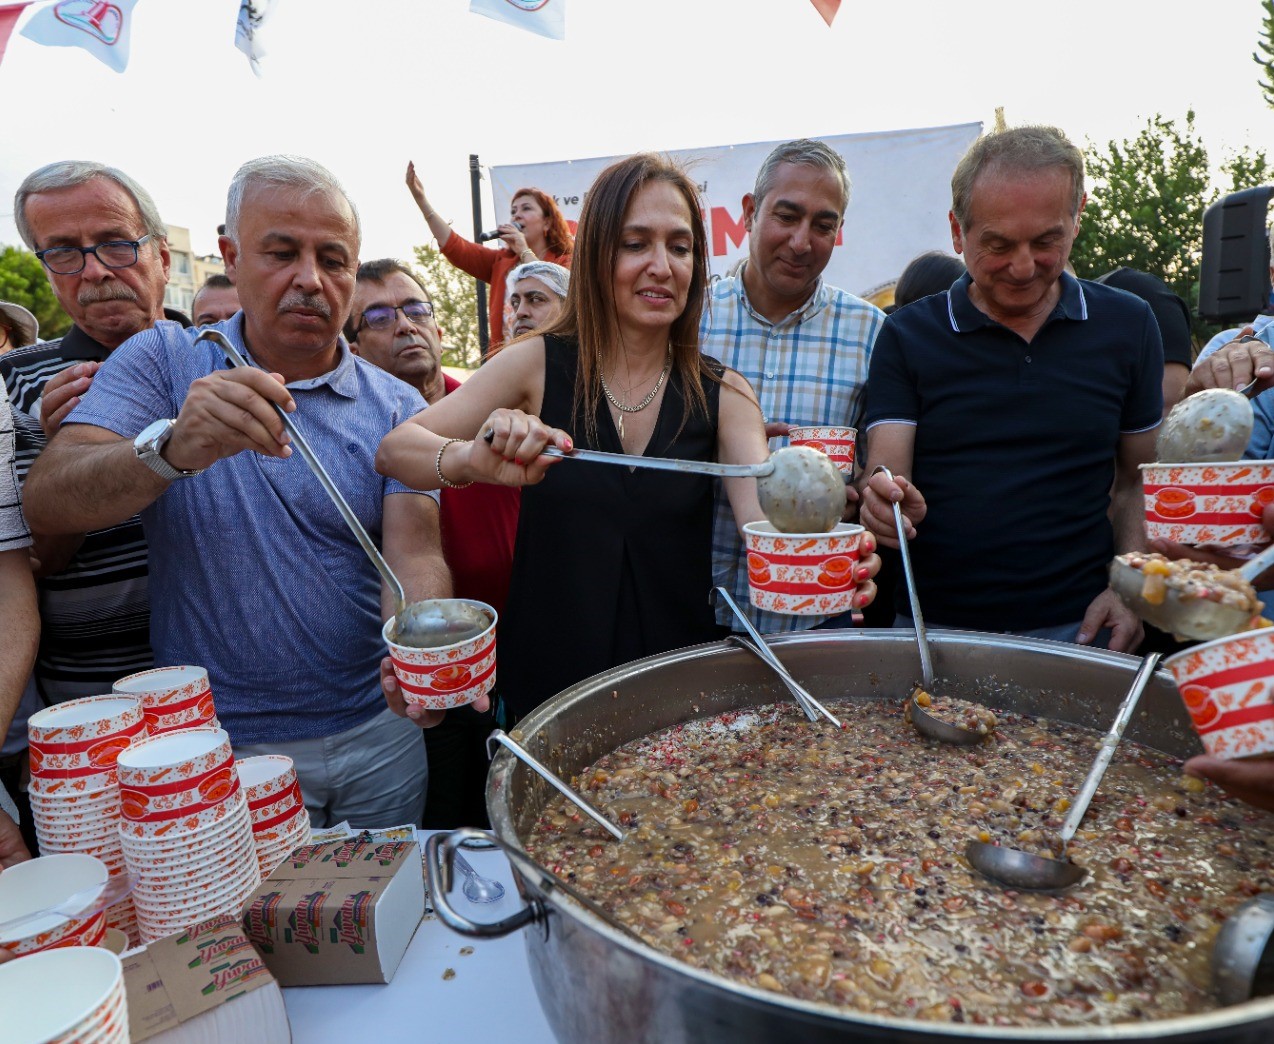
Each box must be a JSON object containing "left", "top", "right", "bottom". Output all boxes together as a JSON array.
[
  {"left": 863, "top": 273, "right": 1162, "bottom": 631},
  {"left": 67, "top": 315, "right": 431, "bottom": 745}
]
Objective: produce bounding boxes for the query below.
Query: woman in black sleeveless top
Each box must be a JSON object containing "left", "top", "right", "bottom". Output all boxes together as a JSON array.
[{"left": 378, "top": 153, "right": 879, "bottom": 725}]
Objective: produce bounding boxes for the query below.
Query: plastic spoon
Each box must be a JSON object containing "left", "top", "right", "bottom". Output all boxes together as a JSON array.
[
  {"left": 965, "top": 652, "right": 1161, "bottom": 891},
  {"left": 1109, "top": 541, "right": 1274, "bottom": 642},
  {"left": 196, "top": 329, "right": 488, "bottom": 648},
  {"left": 453, "top": 850, "right": 505, "bottom": 904}
]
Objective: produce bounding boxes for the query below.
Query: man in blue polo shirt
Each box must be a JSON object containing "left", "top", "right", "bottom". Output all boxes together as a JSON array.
[
  {"left": 859, "top": 126, "right": 1162, "bottom": 651},
  {"left": 23, "top": 156, "right": 452, "bottom": 828}
]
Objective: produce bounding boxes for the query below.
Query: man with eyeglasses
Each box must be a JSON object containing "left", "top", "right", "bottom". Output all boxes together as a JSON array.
[
  {"left": 0, "top": 161, "right": 171, "bottom": 712},
  {"left": 345, "top": 258, "right": 518, "bottom": 828},
  {"left": 24, "top": 159, "right": 451, "bottom": 830}
]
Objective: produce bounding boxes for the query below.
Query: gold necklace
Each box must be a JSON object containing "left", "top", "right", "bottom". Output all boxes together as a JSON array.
[{"left": 599, "top": 352, "right": 671, "bottom": 440}]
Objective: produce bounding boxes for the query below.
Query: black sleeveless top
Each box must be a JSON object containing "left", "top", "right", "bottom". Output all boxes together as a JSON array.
[{"left": 498, "top": 335, "right": 727, "bottom": 722}]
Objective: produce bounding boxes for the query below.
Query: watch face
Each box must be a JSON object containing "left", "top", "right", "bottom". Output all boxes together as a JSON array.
[{"left": 137, "top": 419, "right": 172, "bottom": 448}]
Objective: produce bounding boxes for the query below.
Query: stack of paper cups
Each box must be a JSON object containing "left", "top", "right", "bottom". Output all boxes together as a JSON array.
[
  {"left": 237, "top": 755, "right": 312, "bottom": 878},
  {"left": 0, "top": 946, "right": 128, "bottom": 1043},
  {"left": 112, "top": 666, "right": 219, "bottom": 736},
  {"left": 116, "top": 728, "right": 260, "bottom": 944},
  {"left": 27, "top": 696, "right": 144, "bottom": 946},
  {"left": 0, "top": 854, "right": 109, "bottom": 956}
]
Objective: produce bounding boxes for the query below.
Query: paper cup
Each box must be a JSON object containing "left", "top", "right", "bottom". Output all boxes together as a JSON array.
[
  {"left": 1164, "top": 626, "right": 1274, "bottom": 759},
  {"left": 0, "top": 946, "right": 125, "bottom": 1044},
  {"left": 237, "top": 755, "right": 299, "bottom": 805},
  {"left": 0, "top": 853, "right": 109, "bottom": 956},
  {"left": 113, "top": 666, "right": 216, "bottom": 735},
  {"left": 116, "top": 728, "right": 232, "bottom": 788},
  {"left": 383, "top": 600, "right": 497, "bottom": 711},
  {"left": 742, "top": 522, "right": 864, "bottom": 615},
  {"left": 1142, "top": 461, "right": 1274, "bottom": 549},
  {"left": 787, "top": 426, "right": 856, "bottom": 475}
]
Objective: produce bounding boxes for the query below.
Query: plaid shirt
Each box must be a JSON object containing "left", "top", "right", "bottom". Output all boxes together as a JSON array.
[{"left": 701, "top": 268, "right": 882, "bottom": 632}]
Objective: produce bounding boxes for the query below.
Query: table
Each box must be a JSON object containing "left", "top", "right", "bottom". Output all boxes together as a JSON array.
[{"left": 282, "top": 837, "right": 557, "bottom": 1042}]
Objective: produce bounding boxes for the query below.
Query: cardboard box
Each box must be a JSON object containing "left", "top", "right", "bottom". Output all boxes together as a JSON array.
[
  {"left": 123, "top": 912, "right": 289, "bottom": 1043},
  {"left": 241, "top": 836, "right": 424, "bottom": 986}
]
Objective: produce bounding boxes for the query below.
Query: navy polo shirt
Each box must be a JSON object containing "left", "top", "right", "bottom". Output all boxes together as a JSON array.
[{"left": 863, "top": 272, "right": 1162, "bottom": 631}]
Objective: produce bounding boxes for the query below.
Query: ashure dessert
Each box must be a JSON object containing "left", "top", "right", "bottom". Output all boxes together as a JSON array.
[
  {"left": 527, "top": 698, "right": 1274, "bottom": 1027},
  {"left": 1118, "top": 552, "right": 1263, "bottom": 616},
  {"left": 911, "top": 687, "right": 998, "bottom": 736}
]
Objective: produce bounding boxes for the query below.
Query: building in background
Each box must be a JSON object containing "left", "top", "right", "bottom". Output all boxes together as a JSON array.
[{"left": 162, "top": 225, "right": 225, "bottom": 317}]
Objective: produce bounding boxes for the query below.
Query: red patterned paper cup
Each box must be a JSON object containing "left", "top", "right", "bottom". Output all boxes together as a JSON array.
[
  {"left": 237, "top": 755, "right": 298, "bottom": 806},
  {"left": 787, "top": 426, "right": 856, "bottom": 476},
  {"left": 116, "top": 728, "right": 232, "bottom": 789},
  {"left": 383, "top": 600, "right": 497, "bottom": 711},
  {"left": 1142, "top": 462, "right": 1274, "bottom": 549},
  {"left": 113, "top": 665, "right": 216, "bottom": 732},
  {"left": 742, "top": 522, "right": 864, "bottom": 616},
  {"left": 0, "top": 854, "right": 109, "bottom": 956},
  {"left": 1165, "top": 625, "right": 1274, "bottom": 759}
]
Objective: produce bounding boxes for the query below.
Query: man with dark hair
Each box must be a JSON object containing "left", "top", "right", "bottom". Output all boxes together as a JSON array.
[
  {"left": 1095, "top": 267, "right": 1193, "bottom": 417},
  {"left": 347, "top": 259, "right": 519, "bottom": 827},
  {"left": 701, "top": 138, "right": 883, "bottom": 634},
  {"left": 191, "top": 274, "right": 239, "bottom": 327},
  {"left": 1, "top": 160, "right": 172, "bottom": 705},
  {"left": 860, "top": 126, "right": 1162, "bottom": 651},
  {"left": 24, "top": 161, "right": 449, "bottom": 828}
]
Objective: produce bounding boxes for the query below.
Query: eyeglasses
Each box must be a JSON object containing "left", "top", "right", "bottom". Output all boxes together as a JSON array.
[
  {"left": 358, "top": 301, "right": 435, "bottom": 331},
  {"left": 35, "top": 235, "right": 152, "bottom": 276}
]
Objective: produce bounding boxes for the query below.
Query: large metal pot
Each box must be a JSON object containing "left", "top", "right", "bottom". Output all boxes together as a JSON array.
[{"left": 428, "top": 630, "right": 1274, "bottom": 1043}]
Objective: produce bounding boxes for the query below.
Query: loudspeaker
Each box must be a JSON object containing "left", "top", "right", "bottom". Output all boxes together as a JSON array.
[{"left": 1199, "top": 185, "right": 1273, "bottom": 322}]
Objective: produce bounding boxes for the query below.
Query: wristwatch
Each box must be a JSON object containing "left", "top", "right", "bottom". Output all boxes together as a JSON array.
[{"left": 133, "top": 419, "right": 204, "bottom": 481}]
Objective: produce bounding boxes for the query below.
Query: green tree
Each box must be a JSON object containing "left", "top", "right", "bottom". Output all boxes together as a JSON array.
[
  {"left": 411, "top": 244, "right": 481, "bottom": 369},
  {"left": 1070, "top": 112, "right": 1270, "bottom": 343},
  {"left": 0, "top": 245, "right": 71, "bottom": 341},
  {"left": 1257, "top": 0, "right": 1274, "bottom": 109}
]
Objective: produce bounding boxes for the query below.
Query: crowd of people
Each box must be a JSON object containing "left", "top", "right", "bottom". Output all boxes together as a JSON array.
[{"left": 1, "top": 122, "right": 1273, "bottom": 868}]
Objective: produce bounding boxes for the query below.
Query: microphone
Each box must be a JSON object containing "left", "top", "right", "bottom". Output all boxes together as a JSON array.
[{"left": 477, "top": 221, "right": 522, "bottom": 242}]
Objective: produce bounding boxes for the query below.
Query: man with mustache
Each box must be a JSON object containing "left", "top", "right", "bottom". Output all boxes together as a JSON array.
[
  {"left": 2, "top": 161, "right": 172, "bottom": 711},
  {"left": 24, "top": 157, "right": 449, "bottom": 827}
]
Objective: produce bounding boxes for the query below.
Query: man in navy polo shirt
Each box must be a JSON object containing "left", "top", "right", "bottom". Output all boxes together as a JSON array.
[
  {"left": 859, "top": 126, "right": 1162, "bottom": 651},
  {"left": 23, "top": 156, "right": 453, "bottom": 828}
]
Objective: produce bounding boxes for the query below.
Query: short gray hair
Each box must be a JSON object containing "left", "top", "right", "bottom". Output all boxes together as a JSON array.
[
  {"left": 752, "top": 139, "right": 851, "bottom": 217},
  {"left": 14, "top": 160, "right": 167, "bottom": 250},
  {"left": 506, "top": 261, "right": 570, "bottom": 302},
  {"left": 224, "top": 155, "right": 360, "bottom": 246},
  {"left": 951, "top": 125, "right": 1084, "bottom": 230}
]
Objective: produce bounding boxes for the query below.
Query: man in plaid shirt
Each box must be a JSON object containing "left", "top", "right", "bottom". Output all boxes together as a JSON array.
[{"left": 700, "top": 139, "right": 884, "bottom": 633}]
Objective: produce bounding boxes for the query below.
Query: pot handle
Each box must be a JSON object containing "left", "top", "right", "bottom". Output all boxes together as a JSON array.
[{"left": 425, "top": 828, "right": 542, "bottom": 938}]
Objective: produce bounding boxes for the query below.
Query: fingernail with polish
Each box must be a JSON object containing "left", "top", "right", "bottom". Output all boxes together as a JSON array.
[{"left": 855, "top": 566, "right": 870, "bottom": 581}]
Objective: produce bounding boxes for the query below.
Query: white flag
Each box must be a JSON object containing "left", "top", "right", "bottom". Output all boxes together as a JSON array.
[
  {"left": 235, "top": 0, "right": 278, "bottom": 77},
  {"left": 469, "top": 0, "right": 564, "bottom": 41},
  {"left": 20, "top": 0, "right": 138, "bottom": 73}
]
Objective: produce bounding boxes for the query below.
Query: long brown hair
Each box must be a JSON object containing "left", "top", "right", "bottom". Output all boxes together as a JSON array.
[
  {"left": 512, "top": 187, "right": 574, "bottom": 258},
  {"left": 539, "top": 153, "right": 716, "bottom": 444}
]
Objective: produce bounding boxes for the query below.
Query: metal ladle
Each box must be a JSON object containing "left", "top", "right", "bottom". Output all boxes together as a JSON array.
[
  {"left": 1213, "top": 892, "right": 1274, "bottom": 1005},
  {"left": 1156, "top": 382, "right": 1259, "bottom": 464},
  {"left": 711, "top": 586, "right": 843, "bottom": 728},
  {"left": 196, "top": 329, "right": 488, "bottom": 648},
  {"left": 488, "top": 435, "right": 846, "bottom": 534},
  {"left": 965, "top": 652, "right": 1161, "bottom": 891},
  {"left": 1109, "top": 541, "right": 1274, "bottom": 642},
  {"left": 872, "top": 466, "right": 989, "bottom": 745}
]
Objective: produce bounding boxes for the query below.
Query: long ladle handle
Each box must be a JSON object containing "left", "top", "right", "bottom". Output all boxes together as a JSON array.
[
  {"left": 1058, "top": 652, "right": 1161, "bottom": 845},
  {"left": 195, "top": 329, "right": 406, "bottom": 611},
  {"left": 713, "top": 587, "right": 842, "bottom": 727},
  {"left": 873, "top": 466, "right": 934, "bottom": 691},
  {"left": 535, "top": 444, "right": 773, "bottom": 478},
  {"left": 486, "top": 730, "right": 625, "bottom": 841},
  {"left": 1238, "top": 541, "right": 1274, "bottom": 582}
]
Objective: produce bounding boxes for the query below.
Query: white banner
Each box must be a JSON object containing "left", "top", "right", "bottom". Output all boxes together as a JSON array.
[
  {"left": 20, "top": 0, "right": 139, "bottom": 73},
  {"left": 489, "top": 123, "right": 982, "bottom": 300},
  {"left": 235, "top": 0, "right": 280, "bottom": 77},
  {"left": 469, "top": 0, "right": 564, "bottom": 41}
]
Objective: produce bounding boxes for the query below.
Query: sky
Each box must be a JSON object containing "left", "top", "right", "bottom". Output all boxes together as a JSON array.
[{"left": 0, "top": 0, "right": 1271, "bottom": 266}]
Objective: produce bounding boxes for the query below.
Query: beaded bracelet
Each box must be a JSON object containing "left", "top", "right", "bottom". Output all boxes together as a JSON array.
[{"left": 435, "top": 438, "right": 473, "bottom": 490}]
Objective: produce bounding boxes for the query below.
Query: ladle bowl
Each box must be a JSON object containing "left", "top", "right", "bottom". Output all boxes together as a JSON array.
[
  {"left": 1110, "top": 541, "right": 1274, "bottom": 642},
  {"left": 907, "top": 692, "right": 989, "bottom": 746},
  {"left": 1157, "top": 387, "right": 1256, "bottom": 464},
  {"left": 965, "top": 652, "right": 1161, "bottom": 891}
]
